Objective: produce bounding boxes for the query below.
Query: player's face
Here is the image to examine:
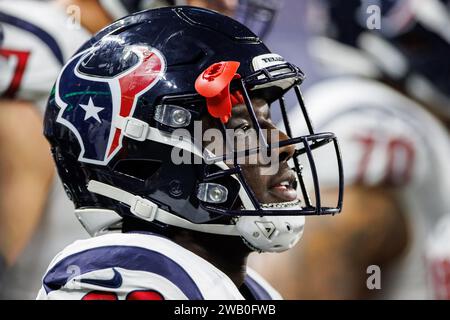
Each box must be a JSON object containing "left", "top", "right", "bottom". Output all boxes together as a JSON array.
[
  {"left": 230, "top": 99, "right": 298, "bottom": 204},
  {"left": 203, "top": 98, "right": 298, "bottom": 205}
]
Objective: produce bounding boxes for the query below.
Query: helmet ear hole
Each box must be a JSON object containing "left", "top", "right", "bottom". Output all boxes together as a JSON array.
[{"left": 113, "top": 159, "right": 162, "bottom": 181}]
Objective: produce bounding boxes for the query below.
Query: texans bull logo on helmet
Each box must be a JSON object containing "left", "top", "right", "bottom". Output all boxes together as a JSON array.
[{"left": 54, "top": 39, "right": 166, "bottom": 165}]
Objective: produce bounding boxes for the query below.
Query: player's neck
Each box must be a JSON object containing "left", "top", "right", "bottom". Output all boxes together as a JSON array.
[{"left": 172, "top": 230, "right": 251, "bottom": 287}]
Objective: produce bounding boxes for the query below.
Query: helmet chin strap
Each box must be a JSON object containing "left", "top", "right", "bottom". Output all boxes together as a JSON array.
[
  {"left": 86, "top": 180, "right": 305, "bottom": 252},
  {"left": 86, "top": 180, "right": 240, "bottom": 236}
]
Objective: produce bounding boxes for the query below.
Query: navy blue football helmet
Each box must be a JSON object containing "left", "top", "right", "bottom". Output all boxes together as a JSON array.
[
  {"left": 309, "top": 0, "right": 450, "bottom": 119},
  {"left": 45, "top": 7, "right": 343, "bottom": 252}
]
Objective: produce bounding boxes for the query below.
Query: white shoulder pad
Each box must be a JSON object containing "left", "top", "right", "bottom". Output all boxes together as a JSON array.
[{"left": 38, "top": 233, "right": 245, "bottom": 300}]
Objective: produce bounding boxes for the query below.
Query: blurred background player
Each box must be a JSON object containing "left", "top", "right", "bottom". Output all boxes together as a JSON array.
[
  {"left": 249, "top": 0, "right": 450, "bottom": 299},
  {"left": 0, "top": 0, "right": 90, "bottom": 299},
  {"left": 0, "top": 0, "right": 281, "bottom": 299}
]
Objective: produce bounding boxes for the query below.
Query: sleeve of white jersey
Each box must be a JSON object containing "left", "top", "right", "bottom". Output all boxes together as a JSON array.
[
  {"left": 0, "top": 22, "right": 62, "bottom": 111},
  {"left": 0, "top": 1, "right": 90, "bottom": 113}
]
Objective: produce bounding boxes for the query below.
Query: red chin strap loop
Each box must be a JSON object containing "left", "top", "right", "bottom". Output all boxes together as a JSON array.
[{"left": 195, "top": 61, "right": 242, "bottom": 123}]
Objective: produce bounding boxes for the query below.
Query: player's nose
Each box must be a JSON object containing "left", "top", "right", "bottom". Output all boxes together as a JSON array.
[
  {"left": 266, "top": 125, "right": 295, "bottom": 164},
  {"left": 278, "top": 130, "right": 295, "bottom": 163}
]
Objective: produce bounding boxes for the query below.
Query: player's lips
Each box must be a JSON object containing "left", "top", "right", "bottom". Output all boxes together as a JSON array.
[{"left": 268, "top": 170, "right": 298, "bottom": 202}]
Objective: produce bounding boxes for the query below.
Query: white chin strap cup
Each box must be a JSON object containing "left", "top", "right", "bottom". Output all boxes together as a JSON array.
[
  {"left": 235, "top": 214, "right": 305, "bottom": 253},
  {"left": 85, "top": 180, "right": 305, "bottom": 252}
]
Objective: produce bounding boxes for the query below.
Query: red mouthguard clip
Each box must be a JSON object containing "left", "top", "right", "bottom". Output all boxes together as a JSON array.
[{"left": 195, "top": 61, "right": 243, "bottom": 123}]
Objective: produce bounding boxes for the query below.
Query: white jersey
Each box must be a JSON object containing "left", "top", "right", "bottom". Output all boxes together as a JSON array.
[
  {"left": 37, "top": 232, "right": 282, "bottom": 300},
  {"left": 0, "top": 0, "right": 91, "bottom": 299},
  {"left": 300, "top": 77, "right": 450, "bottom": 299},
  {"left": 0, "top": 0, "right": 90, "bottom": 110}
]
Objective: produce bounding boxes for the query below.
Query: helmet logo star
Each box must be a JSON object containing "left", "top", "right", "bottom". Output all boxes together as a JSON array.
[{"left": 79, "top": 97, "right": 104, "bottom": 123}]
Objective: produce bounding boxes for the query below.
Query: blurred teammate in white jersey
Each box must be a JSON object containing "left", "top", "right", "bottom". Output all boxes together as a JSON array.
[
  {"left": 0, "top": 0, "right": 91, "bottom": 299},
  {"left": 250, "top": 0, "right": 450, "bottom": 299}
]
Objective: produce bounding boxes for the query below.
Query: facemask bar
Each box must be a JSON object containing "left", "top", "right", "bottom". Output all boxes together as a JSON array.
[
  {"left": 201, "top": 133, "right": 343, "bottom": 216},
  {"left": 199, "top": 74, "right": 344, "bottom": 217},
  {"left": 279, "top": 95, "right": 312, "bottom": 208},
  {"left": 244, "top": 62, "right": 304, "bottom": 86}
]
